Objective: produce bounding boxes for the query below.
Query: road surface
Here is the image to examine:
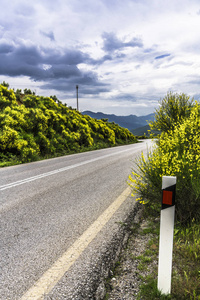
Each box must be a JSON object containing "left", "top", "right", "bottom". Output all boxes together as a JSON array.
[{"left": 0, "top": 140, "right": 152, "bottom": 299}]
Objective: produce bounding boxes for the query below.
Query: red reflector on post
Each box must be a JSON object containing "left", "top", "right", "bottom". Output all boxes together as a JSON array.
[{"left": 162, "top": 190, "right": 173, "bottom": 205}]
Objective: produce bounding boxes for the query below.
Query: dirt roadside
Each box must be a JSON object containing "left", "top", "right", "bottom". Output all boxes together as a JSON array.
[{"left": 104, "top": 206, "right": 159, "bottom": 300}]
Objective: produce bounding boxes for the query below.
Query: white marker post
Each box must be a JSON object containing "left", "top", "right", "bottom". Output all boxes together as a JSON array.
[{"left": 158, "top": 176, "right": 176, "bottom": 295}]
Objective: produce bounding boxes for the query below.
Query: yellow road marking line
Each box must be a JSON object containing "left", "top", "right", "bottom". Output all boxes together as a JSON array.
[{"left": 20, "top": 186, "right": 131, "bottom": 300}]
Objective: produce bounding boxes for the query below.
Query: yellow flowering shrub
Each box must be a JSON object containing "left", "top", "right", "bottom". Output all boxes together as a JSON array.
[
  {"left": 0, "top": 85, "right": 17, "bottom": 109},
  {"left": 129, "top": 101, "right": 200, "bottom": 224},
  {"left": 0, "top": 84, "right": 137, "bottom": 165}
]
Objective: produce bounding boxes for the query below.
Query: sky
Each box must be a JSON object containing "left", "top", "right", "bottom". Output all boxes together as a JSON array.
[{"left": 1, "top": 0, "right": 200, "bottom": 116}]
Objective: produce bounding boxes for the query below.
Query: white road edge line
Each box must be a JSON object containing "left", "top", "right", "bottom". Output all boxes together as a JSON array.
[
  {"left": 0, "top": 145, "right": 144, "bottom": 191},
  {"left": 20, "top": 186, "right": 131, "bottom": 300}
]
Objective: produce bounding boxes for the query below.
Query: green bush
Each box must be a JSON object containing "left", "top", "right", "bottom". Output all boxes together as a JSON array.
[
  {"left": 129, "top": 96, "right": 200, "bottom": 224},
  {"left": 0, "top": 84, "right": 137, "bottom": 165},
  {"left": 149, "top": 92, "right": 193, "bottom": 133}
]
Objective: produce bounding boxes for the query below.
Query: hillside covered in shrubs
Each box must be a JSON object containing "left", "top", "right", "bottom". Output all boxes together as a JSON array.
[{"left": 0, "top": 84, "right": 137, "bottom": 166}]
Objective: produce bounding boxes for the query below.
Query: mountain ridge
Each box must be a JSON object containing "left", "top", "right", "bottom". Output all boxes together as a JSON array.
[{"left": 82, "top": 110, "right": 154, "bottom": 131}]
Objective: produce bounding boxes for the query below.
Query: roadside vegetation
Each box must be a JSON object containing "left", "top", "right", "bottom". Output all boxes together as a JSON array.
[
  {"left": 131, "top": 125, "right": 160, "bottom": 139},
  {"left": 131, "top": 212, "right": 200, "bottom": 300},
  {"left": 0, "top": 83, "right": 137, "bottom": 167},
  {"left": 128, "top": 92, "right": 200, "bottom": 299}
]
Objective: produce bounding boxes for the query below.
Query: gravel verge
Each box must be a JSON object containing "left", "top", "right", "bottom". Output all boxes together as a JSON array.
[{"left": 104, "top": 208, "right": 159, "bottom": 300}]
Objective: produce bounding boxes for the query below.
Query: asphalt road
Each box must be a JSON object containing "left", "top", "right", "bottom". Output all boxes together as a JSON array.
[{"left": 0, "top": 140, "right": 152, "bottom": 300}]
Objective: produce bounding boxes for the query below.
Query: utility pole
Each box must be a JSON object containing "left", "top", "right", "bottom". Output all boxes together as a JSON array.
[{"left": 76, "top": 85, "right": 79, "bottom": 111}]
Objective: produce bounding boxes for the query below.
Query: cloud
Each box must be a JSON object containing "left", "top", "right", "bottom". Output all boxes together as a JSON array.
[
  {"left": 102, "top": 32, "right": 143, "bottom": 53},
  {"left": 45, "top": 49, "right": 93, "bottom": 66},
  {"left": 1, "top": 0, "right": 200, "bottom": 116},
  {"left": 14, "top": 3, "right": 36, "bottom": 17},
  {"left": 0, "top": 42, "right": 80, "bottom": 78},
  {"left": 155, "top": 54, "right": 171, "bottom": 60},
  {"left": 93, "top": 54, "right": 113, "bottom": 65},
  {"left": 40, "top": 30, "right": 55, "bottom": 41},
  {"left": 193, "top": 93, "right": 200, "bottom": 100},
  {"left": 0, "top": 41, "right": 109, "bottom": 93},
  {"left": 0, "top": 41, "right": 14, "bottom": 54},
  {"left": 37, "top": 68, "right": 110, "bottom": 93},
  {"left": 186, "top": 76, "right": 200, "bottom": 85},
  {"left": 113, "top": 93, "right": 137, "bottom": 102},
  {"left": 40, "top": 76, "right": 109, "bottom": 94}
]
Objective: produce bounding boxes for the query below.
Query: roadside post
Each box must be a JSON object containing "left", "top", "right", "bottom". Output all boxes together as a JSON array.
[
  {"left": 76, "top": 85, "right": 79, "bottom": 111},
  {"left": 158, "top": 176, "right": 176, "bottom": 295}
]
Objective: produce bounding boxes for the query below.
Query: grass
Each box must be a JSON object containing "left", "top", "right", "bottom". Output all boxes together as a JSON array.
[
  {"left": 135, "top": 208, "right": 200, "bottom": 300},
  {"left": 171, "top": 221, "right": 200, "bottom": 300},
  {"left": 104, "top": 206, "right": 200, "bottom": 299}
]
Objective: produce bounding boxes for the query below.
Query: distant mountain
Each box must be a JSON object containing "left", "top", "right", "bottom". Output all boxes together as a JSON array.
[
  {"left": 82, "top": 111, "right": 154, "bottom": 131},
  {"left": 131, "top": 125, "right": 161, "bottom": 137},
  {"left": 131, "top": 125, "right": 151, "bottom": 136}
]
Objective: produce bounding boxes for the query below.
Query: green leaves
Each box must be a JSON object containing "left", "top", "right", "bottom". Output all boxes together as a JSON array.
[
  {"left": 149, "top": 92, "right": 193, "bottom": 133},
  {"left": 129, "top": 95, "right": 200, "bottom": 224},
  {"left": 0, "top": 85, "right": 17, "bottom": 109},
  {"left": 0, "top": 84, "right": 137, "bottom": 165}
]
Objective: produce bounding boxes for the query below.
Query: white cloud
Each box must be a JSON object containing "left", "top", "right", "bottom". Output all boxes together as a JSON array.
[{"left": 1, "top": 0, "right": 200, "bottom": 115}]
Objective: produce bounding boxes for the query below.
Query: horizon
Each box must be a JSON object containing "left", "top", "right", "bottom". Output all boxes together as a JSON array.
[{"left": 82, "top": 109, "right": 155, "bottom": 117}]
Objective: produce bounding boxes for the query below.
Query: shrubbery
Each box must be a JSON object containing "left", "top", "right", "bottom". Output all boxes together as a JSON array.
[
  {"left": 129, "top": 93, "right": 200, "bottom": 224},
  {"left": 149, "top": 92, "right": 194, "bottom": 133},
  {"left": 0, "top": 85, "right": 137, "bottom": 165}
]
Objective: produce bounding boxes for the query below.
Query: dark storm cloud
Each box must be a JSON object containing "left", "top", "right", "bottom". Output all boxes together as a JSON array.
[
  {"left": 44, "top": 49, "right": 94, "bottom": 66},
  {"left": 0, "top": 43, "right": 42, "bottom": 78},
  {"left": 0, "top": 42, "right": 14, "bottom": 54},
  {"left": 40, "top": 67, "right": 109, "bottom": 94},
  {"left": 0, "top": 40, "right": 109, "bottom": 93},
  {"left": 40, "top": 77, "right": 109, "bottom": 94},
  {"left": 102, "top": 32, "right": 143, "bottom": 53}
]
